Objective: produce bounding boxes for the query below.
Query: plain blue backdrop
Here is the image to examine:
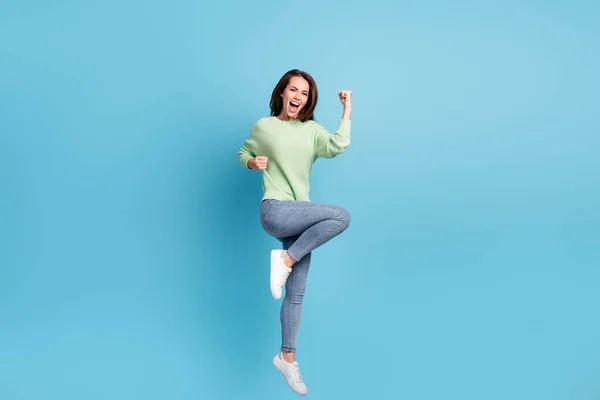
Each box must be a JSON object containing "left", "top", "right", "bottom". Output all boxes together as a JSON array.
[{"left": 1, "top": 0, "right": 599, "bottom": 399}]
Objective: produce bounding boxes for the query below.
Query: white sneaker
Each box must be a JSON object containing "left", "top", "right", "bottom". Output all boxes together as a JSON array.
[
  {"left": 270, "top": 250, "right": 291, "bottom": 300},
  {"left": 272, "top": 352, "right": 308, "bottom": 396}
]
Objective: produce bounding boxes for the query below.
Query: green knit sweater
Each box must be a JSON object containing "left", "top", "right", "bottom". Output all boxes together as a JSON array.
[{"left": 238, "top": 116, "right": 351, "bottom": 201}]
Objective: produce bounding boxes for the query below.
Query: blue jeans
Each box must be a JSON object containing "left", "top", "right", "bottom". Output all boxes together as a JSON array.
[{"left": 260, "top": 199, "right": 351, "bottom": 353}]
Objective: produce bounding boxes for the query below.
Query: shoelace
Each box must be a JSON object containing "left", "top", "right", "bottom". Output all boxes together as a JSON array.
[
  {"left": 279, "top": 267, "right": 290, "bottom": 287},
  {"left": 293, "top": 363, "right": 304, "bottom": 383}
]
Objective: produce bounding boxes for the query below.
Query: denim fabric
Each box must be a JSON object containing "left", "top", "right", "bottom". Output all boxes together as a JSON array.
[{"left": 260, "top": 199, "right": 350, "bottom": 352}]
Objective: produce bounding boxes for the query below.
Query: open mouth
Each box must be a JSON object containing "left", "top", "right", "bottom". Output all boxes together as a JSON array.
[{"left": 288, "top": 101, "right": 300, "bottom": 113}]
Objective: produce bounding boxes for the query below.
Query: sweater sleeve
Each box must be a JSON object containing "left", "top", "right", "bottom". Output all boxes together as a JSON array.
[
  {"left": 238, "top": 123, "right": 259, "bottom": 168},
  {"left": 313, "top": 119, "right": 351, "bottom": 159}
]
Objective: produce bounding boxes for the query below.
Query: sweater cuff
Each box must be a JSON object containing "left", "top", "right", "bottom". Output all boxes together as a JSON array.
[
  {"left": 239, "top": 153, "right": 253, "bottom": 168},
  {"left": 338, "top": 119, "right": 351, "bottom": 136},
  {"left": 338, "top": 119, "right": 351, "bottom": 131}
]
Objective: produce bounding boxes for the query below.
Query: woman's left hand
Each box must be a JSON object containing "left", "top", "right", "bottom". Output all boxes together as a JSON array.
[{"left": 338, "top": 90, "right": 352, "bottom": 109}]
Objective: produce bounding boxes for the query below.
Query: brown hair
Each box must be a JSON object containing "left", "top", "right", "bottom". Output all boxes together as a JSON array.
[{"left": 270, "top": 69, "right": 318, "bottom": 122}]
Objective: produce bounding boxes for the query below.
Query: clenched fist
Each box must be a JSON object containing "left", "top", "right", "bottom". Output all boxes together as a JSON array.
[
  {"left": 248, "top": 156, "right": 268, "bottom": 170},
  {"left": 338, "top": 90, "right": 352, "bottom": 108}
]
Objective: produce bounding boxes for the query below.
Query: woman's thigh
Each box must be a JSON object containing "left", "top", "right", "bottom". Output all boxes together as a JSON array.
[{"left": 260, "top": 199, "right": 349, "bottom": 239}]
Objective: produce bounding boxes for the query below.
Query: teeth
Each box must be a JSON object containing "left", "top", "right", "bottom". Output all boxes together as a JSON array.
[{"left": 290, "top": 102, "right": 299, "bottom": 106}]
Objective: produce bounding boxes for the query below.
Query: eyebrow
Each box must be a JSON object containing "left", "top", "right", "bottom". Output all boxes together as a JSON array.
[{"left": 291, "top": 86, "right": 309, "bottom": 93}]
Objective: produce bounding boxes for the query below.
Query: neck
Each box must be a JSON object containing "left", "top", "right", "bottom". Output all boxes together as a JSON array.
[{"left": 277, "top": 112, "right": 296, "bottom": 121}]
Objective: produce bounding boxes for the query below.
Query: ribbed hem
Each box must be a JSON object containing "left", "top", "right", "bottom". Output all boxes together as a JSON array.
[{"left": 261, "top": 189, "right": 299, "bottom": 202}]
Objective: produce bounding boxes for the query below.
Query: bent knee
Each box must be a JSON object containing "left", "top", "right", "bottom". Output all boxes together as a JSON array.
[{"left": 336, "top": 207, "right": 351, "bottom": 230}]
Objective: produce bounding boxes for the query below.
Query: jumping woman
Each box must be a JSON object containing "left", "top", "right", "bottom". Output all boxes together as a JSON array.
[{"left": 238, "top": 69, "right": 352, "bottom": 396}]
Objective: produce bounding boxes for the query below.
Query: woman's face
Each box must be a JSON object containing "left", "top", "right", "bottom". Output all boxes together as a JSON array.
[{"left": 279, "top": 76, "right": 310, "bottom": 120}]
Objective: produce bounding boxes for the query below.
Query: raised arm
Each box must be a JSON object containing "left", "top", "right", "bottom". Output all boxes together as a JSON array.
[
  {"left": 313, "top": 90, "right": 352, "bottom": 159},
  {"left": 313, "top": 120, "right": 351, "bottom": 159}
]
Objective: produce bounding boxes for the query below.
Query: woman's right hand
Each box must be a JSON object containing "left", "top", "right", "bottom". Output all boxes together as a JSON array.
[{"left": 248, "top": 156, "right": 268, "bottom": 170}]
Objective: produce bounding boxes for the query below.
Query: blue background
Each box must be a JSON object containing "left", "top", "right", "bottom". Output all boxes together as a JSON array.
[{"left": 1, "top": 1, "right": 599, "bottom": 399}]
